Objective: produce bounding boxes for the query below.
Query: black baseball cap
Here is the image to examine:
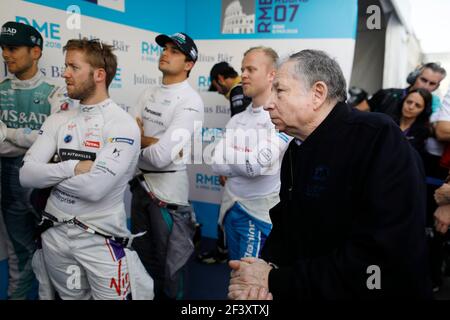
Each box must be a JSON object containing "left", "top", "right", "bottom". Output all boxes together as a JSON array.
[
  {"left": 155, "top": 32, "right": 198, "bottom": 62},
  {"left": 0, "top": 21, "right": 43, "bottom": 50},
  {"left": 208, "top": 61, "right": 232, "bottom": 92}
]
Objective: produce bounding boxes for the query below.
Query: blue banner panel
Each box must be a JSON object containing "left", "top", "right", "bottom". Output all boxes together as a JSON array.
[
  {"left": 191, "top": 201, "right": 221, "bottom": 239},
  {"left": 187, "top": 0, "right": 357, "bottom": 39}
]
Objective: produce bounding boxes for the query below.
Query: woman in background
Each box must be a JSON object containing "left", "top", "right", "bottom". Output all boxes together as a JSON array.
[{"left": 391, "top": 88, "right": 432, "bottom": 155}]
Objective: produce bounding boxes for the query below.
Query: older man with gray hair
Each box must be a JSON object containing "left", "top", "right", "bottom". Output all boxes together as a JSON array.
[{"left": 228, "top": 50, "right": 432, "bottom": 300}]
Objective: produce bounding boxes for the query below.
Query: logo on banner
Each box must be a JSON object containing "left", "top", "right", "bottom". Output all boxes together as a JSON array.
[
  {"left": 77, "top": 34, "right": 130, "bottom": 52},
  {"left": 221, "top": 0, "right": 303, "bottom": 35},
  {"left": 195, "top": 174, "right": 221, "bottom": 192},
  {"left": 16, "top": 16, "right": 62, "bottom": 49},
  {"left": 110, "top": 67, "right": 122, "bottom": 89},
  {"left": 141, "top": 41, "right": 163, "bottom": 62},
  {"left": 256, "top": 0, "right": 302, "bottom": 34},
  {"left": 222, "top": 0, "right": 255, "bottom": 34},
  {"left": 112, "top": 39, "right": 130, "bottom": 52},
  {"left": 40, "top": 65, "right": 66, "bottom": 79},
  {"left": 197, "top": 75, "right": 212, "bottom": 92},
  {"left": 133, "top": 73, "right": 160, "bottom": 86}
]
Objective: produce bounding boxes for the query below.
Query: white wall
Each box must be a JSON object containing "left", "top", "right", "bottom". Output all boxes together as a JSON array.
[{"left": 383, "top": 12, "right": 422, "bottom": 89}]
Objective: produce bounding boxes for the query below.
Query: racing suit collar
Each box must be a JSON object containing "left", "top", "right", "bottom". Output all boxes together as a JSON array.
[
  {"left": 249, "top": 103, "right": 264, "bottom": 113},
  {"left": 79, "top": 98, "right": 112, "bottom": 113},
  {"left": 160, "top": 79, "right": 189, "bottom": 90},
  {"left": 10, "top": 70, "right": 44, "bottom": 90}
]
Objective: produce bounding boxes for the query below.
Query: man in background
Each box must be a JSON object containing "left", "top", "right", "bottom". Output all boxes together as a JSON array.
[
  {"left": 0, "top": 21, "right": 68, "bottom": 299},
  {"left": 131, "top": 32, "right": 204, "bottom": 300},
  {"left": 368, "top": 63, "right": 446, "bottom": 115},
  {"left": 197, "top": 61, "right": 252, "bottom": 264}
]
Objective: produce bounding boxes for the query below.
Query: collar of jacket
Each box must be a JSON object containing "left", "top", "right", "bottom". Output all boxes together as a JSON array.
[
  {"left": 296, "top": 101, "right": 351, "bottom": 148},
  {"left": 225, "top": 76, "right": 242, "bottom": 100}
]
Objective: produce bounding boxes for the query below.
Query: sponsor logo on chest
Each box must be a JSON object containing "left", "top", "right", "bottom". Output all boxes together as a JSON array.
[
  {"left": 144, "top": 106, "right": 162, "bottom": 117},
  {"left": 84, "top": 140, "right": 101, "bottom": 148}
]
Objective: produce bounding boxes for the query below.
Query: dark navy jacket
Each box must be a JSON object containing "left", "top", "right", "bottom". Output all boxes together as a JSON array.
[
  {"left": 262, "top": 102, "right": 432, "bottom": 299},
  {"left": 229, "top": 84, "right": 251, "bottom": 117}
]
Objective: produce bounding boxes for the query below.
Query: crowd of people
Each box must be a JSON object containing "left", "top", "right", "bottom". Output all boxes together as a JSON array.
[
  {"left": 350, "top": 63, "right": 450, "bottom": 293},
  {"left": 1, "top": 20, "right": 450, "bottom": 300}
]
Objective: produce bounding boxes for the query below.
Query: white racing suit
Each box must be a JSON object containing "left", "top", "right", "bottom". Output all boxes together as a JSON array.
[
  {"left": 131, "top": 80, "right": 204, "bottom": 299},
  {"left": 211, "top": 104, "right": 291, "bottom": 260},
  {"left": 20, "top": 98, "right": 153, "bottom": 300}
]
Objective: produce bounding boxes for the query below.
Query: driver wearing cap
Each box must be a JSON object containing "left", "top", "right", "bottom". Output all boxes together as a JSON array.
[
  {"left": 130, "top": 32, "right": 204, "bottom": 300},
  {"left": 0, "top": 21, "right": 69, "bottom": 299}
]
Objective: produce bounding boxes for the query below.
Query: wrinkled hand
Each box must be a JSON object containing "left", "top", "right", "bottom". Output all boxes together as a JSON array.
[
  {"left": 75, "top": 160, "right": 94, "bottom": 175},
  {"left": 228, "top": 257, "right": 272, "bottom": 300},
  {"left": 434, "top": 183, "right": 450, "bottom": 206},
  {"left": 219, "top": 175, "right": 227, "bottom": 186},
  {"left": 435, "top": 204, "right": 450, "bottom": 234}
]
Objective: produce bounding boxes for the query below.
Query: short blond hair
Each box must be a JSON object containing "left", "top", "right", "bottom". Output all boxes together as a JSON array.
[{"left": 244, "top": 46, "right": 278, "bottom": 68}]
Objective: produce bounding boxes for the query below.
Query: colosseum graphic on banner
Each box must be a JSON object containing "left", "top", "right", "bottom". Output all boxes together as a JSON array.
[
  {"left": 222, "top": 0, "right": 255, "bottom": 34},
  {"left": 221, "top": 0, "right": 302, "bottom": 35}
]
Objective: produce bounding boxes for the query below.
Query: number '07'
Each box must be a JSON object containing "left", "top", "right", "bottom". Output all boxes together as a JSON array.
[{"left": 274, "top": 5, "right": 299, "bottom": 22}]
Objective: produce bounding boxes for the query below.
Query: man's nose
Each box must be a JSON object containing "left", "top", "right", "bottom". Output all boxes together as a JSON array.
[
  {"left": 264, "top": 92, "right": 276, "bottom": 111},
  {"left": 161, "top": 49, "right": 169, "bottom": 59},
  {"left": 2, "top": 49, "right": 10, "bottom": 58}
]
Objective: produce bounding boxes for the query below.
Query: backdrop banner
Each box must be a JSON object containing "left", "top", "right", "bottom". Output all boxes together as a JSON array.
[{"left": 0, "top": 0, "right": 357, "bottom": 244}]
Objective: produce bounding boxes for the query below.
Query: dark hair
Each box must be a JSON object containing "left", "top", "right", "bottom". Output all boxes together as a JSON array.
[
  {"left": 63, "top": 38, "right": 117, "bottom": 88},
  {"left": 217, "top": 65, "right": 238, "bottom": 80},
  {"left": 393, "top": 88, "right": 432, "bottom": 125}
]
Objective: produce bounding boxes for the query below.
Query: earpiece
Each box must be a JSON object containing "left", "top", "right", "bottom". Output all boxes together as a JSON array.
[{"left": 406, "top": 64, "right": 424, "bottom": 85}]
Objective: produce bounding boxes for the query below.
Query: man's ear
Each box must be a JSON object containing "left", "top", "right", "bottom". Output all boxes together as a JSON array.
[
  {"left": 217, "top": 74, "right": 226, "bottom": 85},
  {"left": 311, "top": 81, "right": 328, "bottom": 109},
  {"left": 184, "top": 60, "right": 195, "bottom": 73},
  {"left": 93, "top": 68, "right": 107, "bottom": 84},
  {"left": 268, "top": 68, "right": 276, "bottom": 83}
]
